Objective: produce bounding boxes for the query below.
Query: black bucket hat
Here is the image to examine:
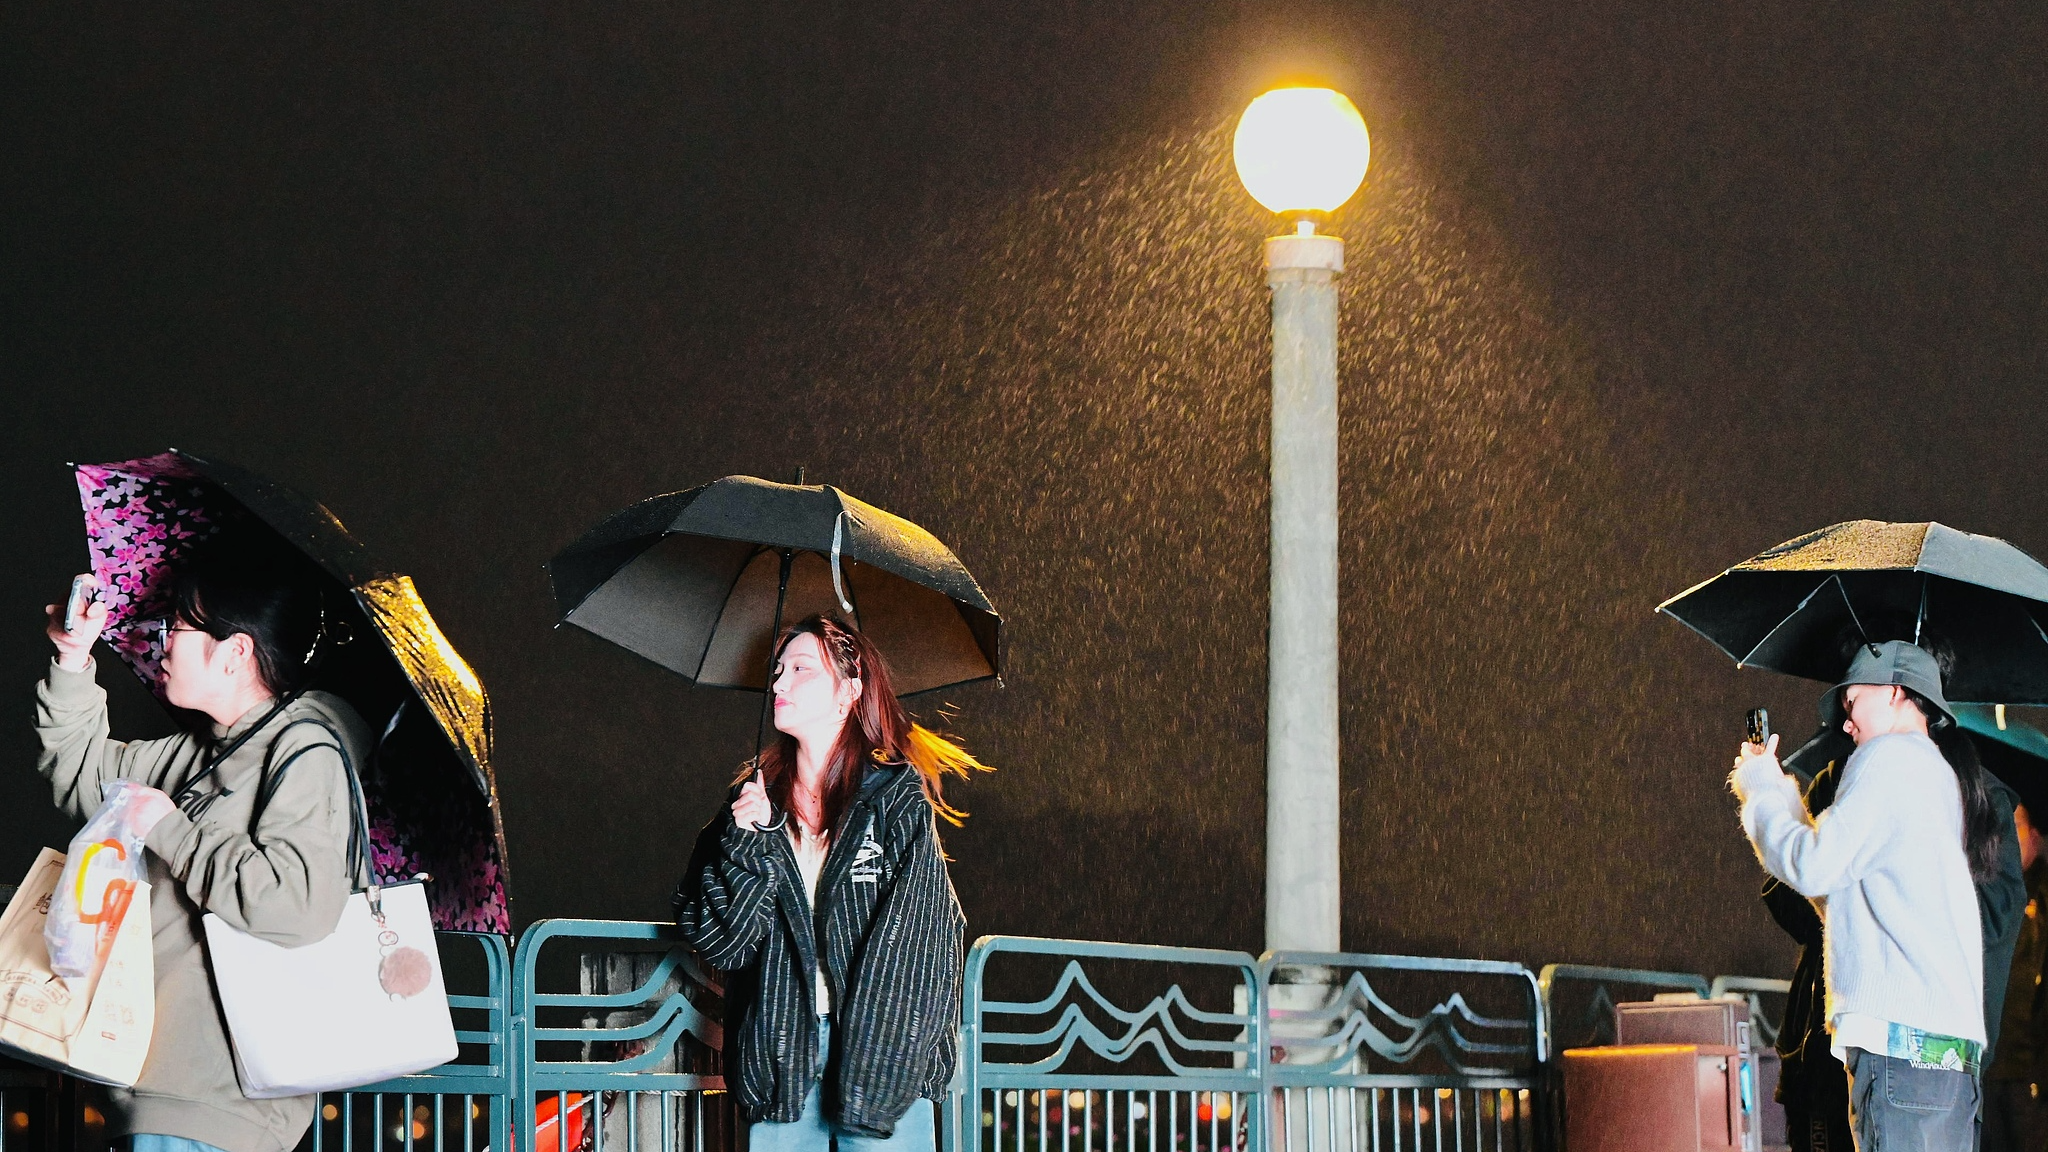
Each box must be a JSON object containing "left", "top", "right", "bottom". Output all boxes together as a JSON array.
[{"left": 1820, "top": 639, "right": 1954, "bottom": 728}]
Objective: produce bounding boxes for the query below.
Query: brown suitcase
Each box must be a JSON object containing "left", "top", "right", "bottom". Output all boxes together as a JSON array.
[{"left": 1563, "top": 1044, "right": 1744, "bottom": 1152}]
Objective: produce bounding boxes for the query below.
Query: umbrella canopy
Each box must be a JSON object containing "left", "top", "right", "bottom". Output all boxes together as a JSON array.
[
  {"left": 1659, "top": 520, "right": 2048, "bottom": 703},
  {"left": 1956, "top": 704, "right": 2048, "bottom": 763},
  {"left": 548, "top": 476, "right": 1001, "bottom": 695},
  {"left": 1956, "top": 704, "right": 2048, "bottom": 818},
  {"left": 76, "top": 450, "right": 510, "bottom": 933}
]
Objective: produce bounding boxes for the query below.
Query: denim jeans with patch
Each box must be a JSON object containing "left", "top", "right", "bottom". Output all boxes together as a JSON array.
[{"left": 1846, "top": 1048, "right": 1980, "bottom": 1151}]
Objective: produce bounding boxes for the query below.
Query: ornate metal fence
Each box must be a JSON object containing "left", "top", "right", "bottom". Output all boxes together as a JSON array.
[
  {"left": 960, "top": 937, "right": 1265, "bottom": 1152},
  {"left": 310, "top": 931, "right": 514, "bottom": 1152},
  {"left": 310, "top": 920, "right": 737, "bottom": 1152},
  {"left": 512, "top": 920, "right": 737, "bottom": 1152},
  {"left": 1533, "top": 964, "right": 1794, "bottom": 1152},
  {"left": 6, "top": 923, "right": 1799, "bottom": 1152},
  {"left": 1261, "top": 953, "right": 1543, "bottom": 1152},
  {"left": 957, "top": 937, "right": 1547, "bottom": 1152},
  {"left": 1532, "top": 965, "right": 1711, "bottom": 1055}
]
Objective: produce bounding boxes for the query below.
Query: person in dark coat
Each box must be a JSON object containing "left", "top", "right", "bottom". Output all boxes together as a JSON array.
[
  {"left": 1762, "top": 746, "right": 1853, "bottom": 1152},
  {"left": 1979, "top": 738, "right": 2048, "bottom": 1152},
  {"left": 673, "top": 615, "right": 991, "bottom": 1152}
]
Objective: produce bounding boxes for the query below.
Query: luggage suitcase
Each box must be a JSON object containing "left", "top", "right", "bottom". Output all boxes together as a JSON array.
[
  {"left": 1617, "top": 996, "right": 1762, "bottom": 1152},
  {"left": 1563, "top": 1043, "right": 1744, "bottom": 1152}
]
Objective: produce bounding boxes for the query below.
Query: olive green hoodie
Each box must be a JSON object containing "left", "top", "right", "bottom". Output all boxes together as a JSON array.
[{"left": 35, "top": 658, "right": 368, "bottom": 1152}]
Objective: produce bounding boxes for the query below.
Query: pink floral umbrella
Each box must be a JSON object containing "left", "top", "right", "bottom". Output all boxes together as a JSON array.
[
  {"left": 76, "top": 451, "right": 511, "bottom": 934},
  {"left": 78, "top": 453, "right": 224, "bottom": 692}
]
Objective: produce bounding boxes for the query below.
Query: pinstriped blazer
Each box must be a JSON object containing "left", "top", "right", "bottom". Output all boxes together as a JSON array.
[{"left": 674, "top": 762, "right": 964, "bottom": 1136}]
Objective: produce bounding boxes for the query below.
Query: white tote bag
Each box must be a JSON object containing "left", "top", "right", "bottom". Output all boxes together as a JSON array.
[{"left": 202, "top": 718, "right": 458, "bottom": 1098}]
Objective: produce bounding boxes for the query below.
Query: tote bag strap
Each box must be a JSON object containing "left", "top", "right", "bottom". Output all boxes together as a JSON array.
[{"left": 250, "top": 709, "right": 400, "bottom": 917}]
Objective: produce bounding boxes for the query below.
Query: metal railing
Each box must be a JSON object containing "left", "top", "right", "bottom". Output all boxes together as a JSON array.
[
  {"left": 1533, "top": 966, "right": 1710, "bottom": 1055},
  {"left": 962, "top": 937, "right": 1264, "bottom": 1152},
  {"left": 959, "top": 937, "right": 1547, "bottom": 1152},
  {"left": 1261, "top": 952, "right": 1543, "bottom": 1152},
  {"left": 311, "top": 931, "right": 514, "bottom": 1152},
  {"left": 1535, "top": 964, "right": 1789, "bottom": 1054},
  {"left": 1707, "top": 977, "right": 1792, "bottom": 1051},
  {"left": 512, "top": 920, "right": 737, "bottom": 1152},
  {"left": 8, "top": 922, "right": 1801, "bottom": 1152},
  {"left": 1533, "top": 964, "right": 1791, "bottom": 1152}
]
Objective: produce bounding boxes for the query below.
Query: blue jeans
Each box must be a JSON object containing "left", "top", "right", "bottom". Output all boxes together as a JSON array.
[
  {"left": 747, "top": 1018, "right": 936, "bottom": 1152},
  {"left": 1846, "top": 1048, "right": 1980, "bottom": 1151},
  {"left": 129, "top": 1138, "right": 231, "bottom": 1152}
]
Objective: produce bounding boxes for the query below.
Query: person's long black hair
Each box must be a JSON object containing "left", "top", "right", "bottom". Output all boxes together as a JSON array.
[
  {"left": 1838, "top": 623, "right": 2005, "bottom": 882},
  {"left": 1901, "top": 689, "right": 2006, "bottom": 883}
]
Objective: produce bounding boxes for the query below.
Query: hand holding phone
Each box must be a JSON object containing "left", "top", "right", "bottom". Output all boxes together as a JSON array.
[
  {"left": 1731, "top": 709, "right": 1783, "bottom": 802},
  {"left": 46, "top": 574, "right": 106, "bottom": 672},
  {"left": 64, "top": 574, "right": 97, "bottom": 634}
]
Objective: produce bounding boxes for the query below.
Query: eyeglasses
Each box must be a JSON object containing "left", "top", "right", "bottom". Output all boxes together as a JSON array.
[{"left": 148, "top": 619, "right": 204, "bottom": 647}]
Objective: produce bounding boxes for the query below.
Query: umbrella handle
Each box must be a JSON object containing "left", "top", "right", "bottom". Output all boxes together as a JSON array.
[
  {"left": 748, "top": 768, "right": 787, "bottom": 834},
  {"left": 830, "top": 512, "right": 853, "bottom": 615}
]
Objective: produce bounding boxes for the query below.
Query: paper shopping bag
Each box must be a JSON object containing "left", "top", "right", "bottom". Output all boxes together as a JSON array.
[{"left": 0, "top": 848, "right": 155, "bottom": 1086}]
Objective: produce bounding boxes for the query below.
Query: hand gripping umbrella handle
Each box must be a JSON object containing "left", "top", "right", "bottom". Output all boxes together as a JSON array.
[{"left": 751, "top": 768, "right": 787, "bottom": 834}]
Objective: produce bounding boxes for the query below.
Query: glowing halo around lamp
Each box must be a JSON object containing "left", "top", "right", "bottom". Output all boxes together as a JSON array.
[{"left": 1232, "top": 87, "right": 1371, "bottom": 214}]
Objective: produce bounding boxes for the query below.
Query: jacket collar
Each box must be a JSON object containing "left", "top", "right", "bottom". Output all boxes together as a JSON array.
[{"left": 209, "top": 695, "right": 287, "bottom": 742}]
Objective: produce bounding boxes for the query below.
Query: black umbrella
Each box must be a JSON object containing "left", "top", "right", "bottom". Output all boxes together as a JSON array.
[
  {"left": 1659, "top": 520, "right": 2048, "bottom": 703},
  {"left": 547, "top": 475, "right": 1002, "bottom": 696},
  {"left": 75, "top": 450, "right": 510, "bottom": 933}
]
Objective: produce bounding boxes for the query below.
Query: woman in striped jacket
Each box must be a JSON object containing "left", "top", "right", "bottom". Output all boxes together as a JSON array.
[{"left": 674, "top": 614, "right": 990, "bottom": 1151}]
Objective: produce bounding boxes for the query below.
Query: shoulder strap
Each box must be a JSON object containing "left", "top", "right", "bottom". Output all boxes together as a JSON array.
[
  {"left": 171, "top": 692, "right": 301, "bottom": 816},
  {"left": 247, "top": 712, "right": 390, "bottom": 897}
]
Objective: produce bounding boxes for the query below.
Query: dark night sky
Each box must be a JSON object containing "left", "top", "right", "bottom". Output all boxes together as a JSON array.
[{"left": 4, "top": 1, "right": 2046, "bottom": 982}]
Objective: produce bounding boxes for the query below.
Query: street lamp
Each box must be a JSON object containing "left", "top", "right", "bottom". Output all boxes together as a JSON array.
[
  {"left": 1235, "top": 87, "right": 1368, "bottom": 958},
  {"left": 1233, "top": 88, "right": 1372, "bottom": 216}
]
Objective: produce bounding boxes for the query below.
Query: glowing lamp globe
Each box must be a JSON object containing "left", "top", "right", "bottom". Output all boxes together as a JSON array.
[{"left": 1232, "top": 88, "right": 1371, "bottom": 215}]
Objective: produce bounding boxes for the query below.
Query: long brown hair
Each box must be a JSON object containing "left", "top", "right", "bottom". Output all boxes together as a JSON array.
[{"left": 746, "top": 614, "right": 992, "bottom": 837}]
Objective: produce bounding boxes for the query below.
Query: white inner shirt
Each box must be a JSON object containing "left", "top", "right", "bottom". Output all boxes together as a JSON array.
[
  {"left": 1832, "top": 1012, "right": 1893, "bottom": 1064},
  {"left": 790, "top": 825, "right": 832, "bottom": 1014}
]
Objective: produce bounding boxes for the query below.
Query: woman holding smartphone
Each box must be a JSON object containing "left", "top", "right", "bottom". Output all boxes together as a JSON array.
[
  {"left": 674, "top": 614, "right": 989, "bottom": 1152},
  {"left": 1731, "top": 640, "right": 2006, "bottom": 1149},
  {"left": 35, "top": 547, "right": 367, "bottom": 1152}
]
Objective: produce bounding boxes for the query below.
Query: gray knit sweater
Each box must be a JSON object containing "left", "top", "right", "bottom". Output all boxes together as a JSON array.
[
  {"left": 674, "top": 762, "right": 963, "bottom": 1137},
  {"left": 1739, "top": 731, "right": 1986, "bottom": 1049}
]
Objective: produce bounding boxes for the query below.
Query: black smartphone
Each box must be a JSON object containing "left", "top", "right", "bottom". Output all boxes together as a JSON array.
[{"left": 1746, "top": 708, "right": 1770, "bottom": 747}]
